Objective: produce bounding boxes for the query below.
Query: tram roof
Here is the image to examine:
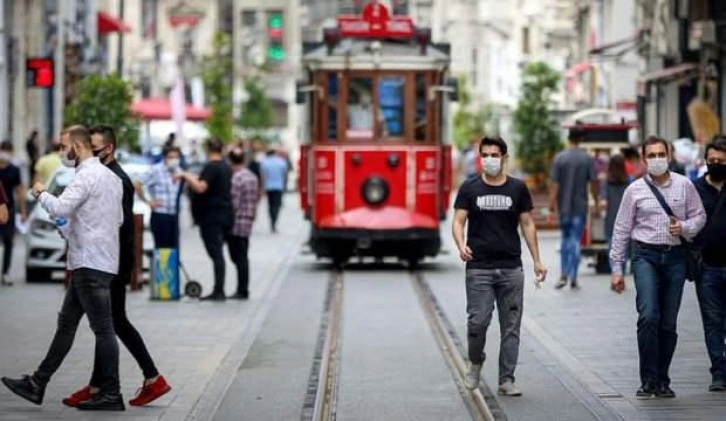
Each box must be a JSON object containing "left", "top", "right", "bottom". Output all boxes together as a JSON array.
[{"left": 301, "top": 38, "right": 451, "bottom": 71}]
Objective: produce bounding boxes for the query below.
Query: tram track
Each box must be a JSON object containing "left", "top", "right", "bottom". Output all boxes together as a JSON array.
[{"left": 302, "top": 267, "right": 505, "bottom": 421}]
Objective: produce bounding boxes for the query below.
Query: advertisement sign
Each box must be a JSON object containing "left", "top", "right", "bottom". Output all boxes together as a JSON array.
[{"left": 151, "top": 248, "right": 180, "bottom": 300}]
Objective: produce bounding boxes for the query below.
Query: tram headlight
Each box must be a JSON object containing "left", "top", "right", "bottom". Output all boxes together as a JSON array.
[{"left": 361, "top": 176, "right": 389, "bottom": 205}]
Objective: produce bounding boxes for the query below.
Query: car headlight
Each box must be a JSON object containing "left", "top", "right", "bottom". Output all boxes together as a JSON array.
[
  {"left": 31, "top": 219, "right": 56, "bottom": 235},
  {"left": 361, "top": 176, "right": 389, "bottom": 205}
]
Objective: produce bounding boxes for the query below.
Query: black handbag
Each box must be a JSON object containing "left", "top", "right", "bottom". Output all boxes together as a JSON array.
[{"left": 642, "top": 180, "right": 720, "bottom": 283}]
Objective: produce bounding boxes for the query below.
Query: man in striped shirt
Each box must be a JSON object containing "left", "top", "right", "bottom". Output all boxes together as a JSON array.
[
  {"left": 610, "top": 136, "right": 706, "bottom": 399},
  {"left": 227, "top": 147, "right": 259, "bottom": 300}
]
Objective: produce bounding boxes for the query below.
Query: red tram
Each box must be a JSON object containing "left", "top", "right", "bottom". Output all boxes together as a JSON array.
[{"left": 296, "top": 2, "right": 458, "bottom": 266}]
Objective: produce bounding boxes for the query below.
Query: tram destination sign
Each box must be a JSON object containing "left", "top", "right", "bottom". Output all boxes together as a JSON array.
[{"left": 337, "top": 1, "right": 414, "bottom": 38}]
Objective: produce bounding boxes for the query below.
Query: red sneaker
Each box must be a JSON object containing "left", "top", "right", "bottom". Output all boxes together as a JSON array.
[
  {"left": 129, "top": 375, "right": 171, "bottom": 406},
  {"left": 62, "top": 385, "right": 95, "bottom": 407}
]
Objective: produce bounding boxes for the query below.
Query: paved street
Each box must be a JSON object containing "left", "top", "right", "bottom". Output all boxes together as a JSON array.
[{"left": 0, "top": 193, "right": 725, "bottom": 420}]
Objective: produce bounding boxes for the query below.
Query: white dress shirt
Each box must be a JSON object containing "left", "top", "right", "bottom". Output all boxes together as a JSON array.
[{"left": 39, "top": 157, "right": 123, "bottom": 275}]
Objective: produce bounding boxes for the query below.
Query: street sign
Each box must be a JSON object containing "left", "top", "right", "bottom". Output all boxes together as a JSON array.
[
  {"left": 26, "top": 57, "right": 54, "bottom": 88},
  {"left": 337, "top": 1, "right": 414, "bottom": 39}
]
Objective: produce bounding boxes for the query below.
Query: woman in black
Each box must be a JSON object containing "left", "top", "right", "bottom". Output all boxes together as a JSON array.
[{"left": 603, "top": 154, "right": 630, "bottom": 273}]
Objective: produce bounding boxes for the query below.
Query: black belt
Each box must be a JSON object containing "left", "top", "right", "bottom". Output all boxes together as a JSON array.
[{"left": 635, "top": 241, "right": 683, "bottom": 251}]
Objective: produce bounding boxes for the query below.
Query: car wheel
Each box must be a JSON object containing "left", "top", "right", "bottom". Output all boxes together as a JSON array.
[{"left": 26, "top": 268, "right": 52, "bottom": 283}]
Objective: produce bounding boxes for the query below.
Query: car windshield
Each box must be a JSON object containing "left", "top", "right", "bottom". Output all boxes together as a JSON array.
[{"left": 48, "top": 171, "right": 73, "bottom": 196}]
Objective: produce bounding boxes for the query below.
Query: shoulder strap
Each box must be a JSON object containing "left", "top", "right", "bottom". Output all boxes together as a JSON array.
[{"left": 644, "top": 180, "right": 675, "bottom": 217}]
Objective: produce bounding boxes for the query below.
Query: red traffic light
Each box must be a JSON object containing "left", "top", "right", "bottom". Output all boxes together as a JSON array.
[{"left": 26, "top": 57, "right": 54, "bottom": 88}]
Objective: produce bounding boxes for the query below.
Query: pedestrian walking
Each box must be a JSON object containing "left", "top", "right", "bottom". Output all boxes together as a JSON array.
[
  {"left": 602, "top": 154, "right": 630, "bottom": 273},
  {"left": 0, "top": 184, "right": 8, "bottom": 225},
  {"left": 260, "top": 146, "right": 289, "bottom": 233},
  {"left": 452, "top": 136, "right": 547, "bottom": 396},
  {"left": 610, "top": 135, "right": 706, "bottom": 399},
  {"left": 548, "top": 126, "right": 598, "bottom": 289},
  {"left": 693, "top": 136, "right": 726, "bottom": 392},
  {"left": 0, "top": 140, "right": 27, "bottom": 286},
  {"left": 134, "top": 145, "right": 185, "bottom": 248},
  {"left": 26, "top": 129, "right": 39, "bottom": 183},
  {"left": 1, "top": 125, "right": 125, "bottom": 410},
  {"left": 51, "top": 125, "right": 172, "bottom": 408},
  {"left": 180, "top": 139, "right": 233, "bottom": 301},
  {"left": 227, "top": 147, "right": 259, "bottom": 300}
]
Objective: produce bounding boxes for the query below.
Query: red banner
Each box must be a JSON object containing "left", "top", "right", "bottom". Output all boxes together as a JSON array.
[{"left": 337, "top": 1, "right": 414, "bottom": 38}]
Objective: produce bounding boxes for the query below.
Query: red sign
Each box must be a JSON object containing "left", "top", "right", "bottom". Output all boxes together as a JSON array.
[
  {"left": 337, "top": 1, "right": 414, "bottom": 38},
  {"left": 26, "top": 58, "right": 54, "bottom": 88},
  {"left": 167, "top": 1, "right": 205, "bottom": 27}
]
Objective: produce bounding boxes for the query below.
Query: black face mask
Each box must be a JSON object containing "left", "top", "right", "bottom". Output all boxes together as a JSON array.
[{"left": 708, "top": 163, "right": 726, "bottom": 181}]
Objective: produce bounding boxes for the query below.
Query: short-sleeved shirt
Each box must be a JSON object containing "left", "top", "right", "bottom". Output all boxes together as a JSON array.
[
  {"left": 550, "top": 148, "right": 595, "bottom": 218},
  {"left": 198, "top": 160, "right": 233, "bottom": 226},
  {"left": 454, "top": 176, "right": 534, "bottom": 269},
  {"left": 0, "top": 184, "right": 7, "bottom": 206},
  {"left": 0, "top": 164, "right": 21, "bottom": 210},
  {"left": 260, "top": 155, "right": 289, "bottom": 192},
  {"left": 139, "top": 162, "right": 184, "bottom": 215}
]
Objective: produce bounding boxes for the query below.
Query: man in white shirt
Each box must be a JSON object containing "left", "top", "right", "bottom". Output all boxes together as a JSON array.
[
  {"left": 1, "top": 125, "right": 125, "bottom": 411},
  {"left": 347, "top": 91, "right": 387, "bottom": 137}
]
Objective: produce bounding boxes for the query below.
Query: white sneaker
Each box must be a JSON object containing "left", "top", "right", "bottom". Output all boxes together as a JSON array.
[
  {"left": 498, "top": 380, "right": 522, "bottom": 396},
  {"left": 464, "top": 363, "right": 482, "bottom": 390}
]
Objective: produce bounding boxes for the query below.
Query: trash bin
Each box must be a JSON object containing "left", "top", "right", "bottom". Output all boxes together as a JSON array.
[{"left": 150, "top": 248, "right": 180, "bottom": 300}]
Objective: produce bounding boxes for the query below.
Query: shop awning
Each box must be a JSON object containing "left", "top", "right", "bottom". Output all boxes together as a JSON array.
[
  {"left": 565, "top": 61, "right": 593, "bottom": 78},
  {"left": 98, "top": 11, "right": 132, "bottom": 34},
  {"left": 589, "top": 33, "right": 640, "bottom": 55},
  {"left": 130, "top": 98, "right": 211, "bottom": 121}
]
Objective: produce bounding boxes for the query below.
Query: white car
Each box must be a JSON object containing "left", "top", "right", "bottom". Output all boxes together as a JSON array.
[{"left": 25, "top": 163, "right": 154, "bottom": 282}]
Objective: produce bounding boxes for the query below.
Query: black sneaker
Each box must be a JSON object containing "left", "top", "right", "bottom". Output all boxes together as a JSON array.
[
  {"left": 555, "top": 276, "right": 568, "bottom": 289},
  {"left": 636, "top": 383, "right": 656, "bottom": 399},
  {"left": 200, "top": 293, "right": 226, "bottom": 301},
  {"left": 709, "top": 378, "right": 726, "bottom": 392},
  {"left": 229, "top": 292, "right": 249, "bottom": 300},
  {"left": 76, "top": 393, "right": 125, "bottom": 411},
  {"left": 656, "top": 384, "right": 676, "bottom": 398},
  {"left": 1, "top": 375, "right": 45, "bottom": 405},
  {"left": 570, "top": 281, "right": 580, "bottom": 290}
]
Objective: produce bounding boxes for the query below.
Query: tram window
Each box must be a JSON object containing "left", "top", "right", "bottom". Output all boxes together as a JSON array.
[
  {"left": 327, "top": 73, "right": 339, "bottom": 141},
  {"left": 378, "top": 76, "right": 405, "bottom": 139},
  {"left": 415, "top": 73, "right": 428, "bottom": 141},
  {"left": 347, "top": 77, "right": 381, "bottom": 139}
]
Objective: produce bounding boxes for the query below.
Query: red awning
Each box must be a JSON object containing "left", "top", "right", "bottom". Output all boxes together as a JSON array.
[
  {"left": 130, "top": 98, "right": 211, "bottom": 121},
  {"left": 639, "top": 63, "right": 700, "bottom": 84},
  {"left": 565, "top": 61, "right": 592, "bottom": 78},
  {"left": 98, "top": 11, "right": 131, "bottom": 34}
]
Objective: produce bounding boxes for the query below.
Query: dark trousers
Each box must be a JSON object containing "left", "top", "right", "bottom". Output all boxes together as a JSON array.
[
  {"left": 632, "top": 244, "right": 687, "bottom": 386},
  {"left": 696, "top": 263, "right": 726, "bottom": 382},
  {"left": 33, "top": 268, "right": 120, "bottom": 394},
  {"left": 200, "top": 223, "right": 228, "bottom": 295},
  {"left": 226, "top": 235, "right": 250, "bottom": 295},
  {"left": 151, "top": 212, "right": 180, "bottom": 249},
  {"left": 0, "top": 218, "right": 15, "bottom": 275},
  {"left": 89, "top": 273, "right": 159, "bottom": 387},
  {"left": 266, "top": 190, "right": 283, "bottom": 230}
]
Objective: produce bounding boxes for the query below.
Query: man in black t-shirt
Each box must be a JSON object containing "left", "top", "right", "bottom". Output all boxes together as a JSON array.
[
  {"left": 0, "top": 141, "right": 27, "bottom": 286},
  {"left": 452, "top": 136, "right": 547, "bottom": 397},
  {"left": 181, "top": 139, "right": 233, "bottom": 301}
]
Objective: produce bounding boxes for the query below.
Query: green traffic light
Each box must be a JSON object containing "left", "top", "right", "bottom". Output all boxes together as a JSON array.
[
  {"left": 269, "top": 14, "right": 282, "bottom": 29},
  {"left": 268, "top": 44, "right": 285, "bottom": 60}
]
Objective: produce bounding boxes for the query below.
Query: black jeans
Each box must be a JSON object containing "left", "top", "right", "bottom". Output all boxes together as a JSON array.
[
  {"left": 150, "top": 212, "right": 179, "bottom": 249},
  {"left": 200, "top": 223, "right": 228, "bottom": 295},
  {"left": 266, "top": 190, "right": 283, "bottom": 230},
  {"left": 0, "top": 216, "right": 15, "bottom": 275},
  {"left": 33, "top": 268, "right": 120, "bottom": 394},
  {"left": 89, "top": 273, "right": 159, "bottom": 387},
  {"left": 226, "top": 235, "right": 250, "bottom": 295}
]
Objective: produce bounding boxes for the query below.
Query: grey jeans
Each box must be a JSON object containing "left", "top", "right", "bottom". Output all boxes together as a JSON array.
[{"left": 466, "top": 267, "right": 524, "bottom": 384}]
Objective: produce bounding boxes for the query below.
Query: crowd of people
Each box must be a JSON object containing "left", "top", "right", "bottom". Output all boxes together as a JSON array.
[{"left": 0, "top": 126, "right": 290, "bottom": 411}]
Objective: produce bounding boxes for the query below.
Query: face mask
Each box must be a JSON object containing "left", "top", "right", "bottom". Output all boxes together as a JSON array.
[
  {"left": 92, "top": 146, "right": 109, "bottom": 160},
  {"left": 481, "top": 157, "right": 502, "bottom": 176},
  {"left": 708, "top": 163, "right": 726, "bottom": 181},
  {"left": 166, "top": 158, "right": 180, "bottom": 171},
  {"left": 646, "top": 157, "right": 669, "bottom": 177}
]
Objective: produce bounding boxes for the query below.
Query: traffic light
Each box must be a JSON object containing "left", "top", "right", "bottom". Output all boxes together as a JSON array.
[
  {"left": 26, "top": 58, "right": 54, "bottom": 88},
  {"left": 267, "top": 11, "right": 285, "bottom": 61}
]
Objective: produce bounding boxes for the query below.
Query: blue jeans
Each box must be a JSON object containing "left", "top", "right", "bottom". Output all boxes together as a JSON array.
[
  {"left": 559, "top": 213, "right": 586, "bottom": 282},
  {"left": 696, "top": 264, "right": 726, "bottom": 382},
  {"left": 632, "top": 244, "right": 687, "bottom": 386}
]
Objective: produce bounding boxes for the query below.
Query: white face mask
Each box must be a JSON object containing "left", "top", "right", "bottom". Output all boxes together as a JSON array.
[
  {"left": 60, "top": 151, "right": 76, "bottom": 168},
  {"left": 481, "top": 157, "right": 502, "bottom": 176},
  {"left": 646, "top": 157, "right": 669, "bottom": 177},
  {"left": 166, "top": 158, "right": 180, "bottom": 171}
]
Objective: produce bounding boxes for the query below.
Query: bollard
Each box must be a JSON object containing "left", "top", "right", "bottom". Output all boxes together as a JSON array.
[{"left": 131, "top": 213, "right": 144, "bottom": 291}]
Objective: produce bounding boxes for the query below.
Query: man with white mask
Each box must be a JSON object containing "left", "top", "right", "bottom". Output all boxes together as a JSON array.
[
  {"left": 134, "top": 145, "right": 185, "bottom": 249},
  {"left": 610, "top": 135, "right": 706, "bottom": 399},
  {"left": 452, "top": 136, "right": 547, "bottom": 396}
]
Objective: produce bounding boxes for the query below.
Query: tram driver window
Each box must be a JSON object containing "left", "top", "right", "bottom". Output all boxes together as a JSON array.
[
  {"left": 415, "top": 73, "right": 428, "bottom": 141},
  {"left": 379, "top": 76, "right": 405, "bottom": 139},
  {"left": 347, "top": 77, "right": 386, "bottom": 139},
  {"left": 327, "top": 73, "right": 339, "bottom": 141}
]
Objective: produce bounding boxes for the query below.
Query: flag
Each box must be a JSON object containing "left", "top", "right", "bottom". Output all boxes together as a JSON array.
[{"left": 170, "top": 74, "right": 186, "bottom": 144}]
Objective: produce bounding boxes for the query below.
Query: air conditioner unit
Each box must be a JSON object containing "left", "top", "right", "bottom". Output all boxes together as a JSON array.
[{"left": 689, "top": 20, "right": 716, "bottom": 50}]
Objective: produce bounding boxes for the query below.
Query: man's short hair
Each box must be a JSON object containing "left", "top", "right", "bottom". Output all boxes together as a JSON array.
[
  {"left": 89, "top": 125, "right": 117, "bottom": 147},
  {"left": 0, "top": 140, "right": 13, "bottom": 152},
  {"left": 568, "top": 126, "right": 585, "bottom": 143},
  {"left": 205, "top": 138, "right": 224, "bottom": 153},
  {"left": 66, "top": 125, "right": 92, "bottom": 149},
  {"left": 228, "top": 147, "right": 246, "bottom": 165},
  {"left": 163, "top": 145, "right": 181, "bottom": 157},
  {"left": 479, "top": 136, "right": 508, "bottom": 156},
  {"left": 705, "top": 135, "right": 726, "bottom": 159},
  {"left": 640, "top": 135, "right": 670, "bottom": 157}
]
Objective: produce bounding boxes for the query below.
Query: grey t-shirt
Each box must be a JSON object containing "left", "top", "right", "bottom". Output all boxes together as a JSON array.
[{"left": 550, "top": 148, "right": 595, "bottom": 218}]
